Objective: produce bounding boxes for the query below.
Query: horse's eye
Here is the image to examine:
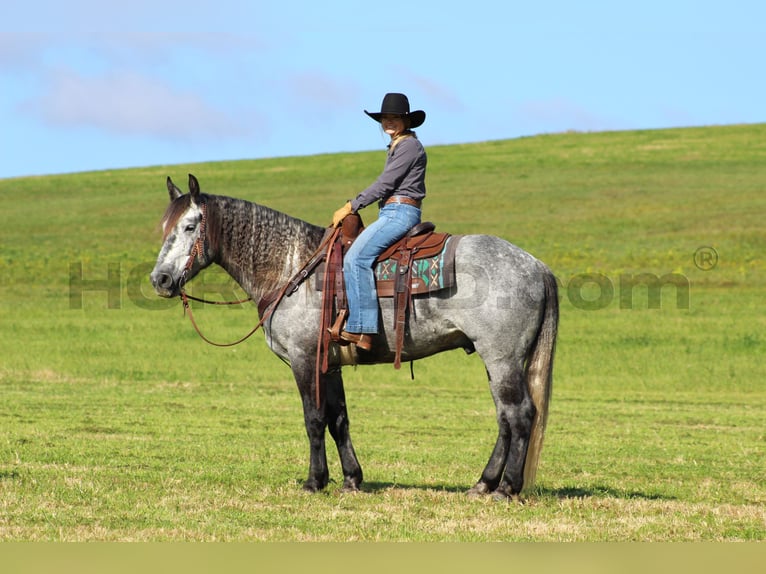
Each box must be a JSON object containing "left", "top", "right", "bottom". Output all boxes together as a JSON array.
[{"left": 184, "top": 224, "right": 196, "bottom": 233}]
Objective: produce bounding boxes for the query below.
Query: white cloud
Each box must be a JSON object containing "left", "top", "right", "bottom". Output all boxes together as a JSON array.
[
  {"left": 279, "top": 72, "right": 362, "bottom": 130},
  {"left": 396, "top": 70, "right": 465, "bottom": 113},
  {"left": 285, "top": 72, "right": 359, "bottom": 110},
  {"left": 0, "top": 33, "right": 48, "bottom": 70},
  {"left": 23, "top": 68, "right": 257, "bottom": 141},
  {"left": 3, "top": 2, "right": 262, "bottom": 34}
]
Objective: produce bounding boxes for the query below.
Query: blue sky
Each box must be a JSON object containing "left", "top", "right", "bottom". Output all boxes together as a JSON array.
[{"left": 1, "top": 0, "right": 764, "bottom": 179}]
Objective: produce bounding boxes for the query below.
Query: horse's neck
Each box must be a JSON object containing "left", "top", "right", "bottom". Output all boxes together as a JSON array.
[{"left": 210, "top": 196, "right": 324, "bottom": 300}]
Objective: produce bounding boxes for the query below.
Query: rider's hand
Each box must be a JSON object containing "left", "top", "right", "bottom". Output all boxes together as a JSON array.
[{"left": 332, "top": 202, "right": 353, "bottom": 227}]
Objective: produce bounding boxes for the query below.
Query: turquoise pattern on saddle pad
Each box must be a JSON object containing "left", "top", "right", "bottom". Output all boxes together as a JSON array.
[{"left": 374, "top": 236, "right": 454, "bottom": 292}]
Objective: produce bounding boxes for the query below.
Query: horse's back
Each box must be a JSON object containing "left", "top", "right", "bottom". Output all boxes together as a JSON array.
[
  {"left": 373, "top": 234, "right": 552, "bottom": 361},
  {"left": 453, "top": 233, "right": 550, "bottom": 305},
  {"left": 457, "top": 232, "right": 545, "bottom": 266}
]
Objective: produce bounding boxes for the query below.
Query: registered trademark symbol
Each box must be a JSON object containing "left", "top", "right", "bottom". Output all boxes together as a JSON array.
[{"left": 694, "top": 246, "right": 718, "bottom": 271}]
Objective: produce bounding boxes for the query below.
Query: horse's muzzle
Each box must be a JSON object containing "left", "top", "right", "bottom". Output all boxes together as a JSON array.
[{"left": 150, "top": 270, "right": 178, "bottom": 298}]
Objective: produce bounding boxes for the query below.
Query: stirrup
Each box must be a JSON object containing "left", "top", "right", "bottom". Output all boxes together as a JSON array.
[
  {"left": 338, "top": 331, "right": 373, "bottom": 352},
  {"left": 328, "top": 309, "right": 347, "bottom": 342}
]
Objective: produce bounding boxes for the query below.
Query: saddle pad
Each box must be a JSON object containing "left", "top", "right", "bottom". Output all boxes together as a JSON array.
[
  {"left": 375, "top": 235, "right": 461, "bottom": 297},
  {"left": 314, "top": 235, "right": 462, "bottom": 297}
]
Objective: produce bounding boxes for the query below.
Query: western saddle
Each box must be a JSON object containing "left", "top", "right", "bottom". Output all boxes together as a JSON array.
[{"left": 280, "top": 213, "right": 454, "bottom": 375}]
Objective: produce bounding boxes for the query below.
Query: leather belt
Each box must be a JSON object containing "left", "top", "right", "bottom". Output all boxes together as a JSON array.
[{"left": 385, "top": 196, "right": 422, "bottom": 208}]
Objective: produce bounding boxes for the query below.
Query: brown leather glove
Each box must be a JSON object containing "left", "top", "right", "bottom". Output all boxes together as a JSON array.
[{"left": 332, "top": 201, "right": 353, "bottom": 227}]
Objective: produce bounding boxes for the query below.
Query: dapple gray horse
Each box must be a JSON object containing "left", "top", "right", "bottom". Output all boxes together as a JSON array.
[{"left": 150, "top": 174, "right": 558, "bottom": 499}]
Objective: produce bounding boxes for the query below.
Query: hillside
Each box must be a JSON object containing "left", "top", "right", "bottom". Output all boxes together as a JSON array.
[{"left": 0, "top": 124, "right": 763, "bottom": 541}]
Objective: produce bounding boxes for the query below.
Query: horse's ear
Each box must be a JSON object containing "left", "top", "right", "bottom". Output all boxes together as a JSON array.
[
  {"left": 188, "top": 174, "right": 201, "bottom": 205},
  {"left": 166, "top": 176, "right": 183, "bottom": 201}
]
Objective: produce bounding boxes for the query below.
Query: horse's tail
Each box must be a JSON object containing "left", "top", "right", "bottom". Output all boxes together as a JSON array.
[{"left": 523, "top": 267, "right": 559, "bottom": 492}]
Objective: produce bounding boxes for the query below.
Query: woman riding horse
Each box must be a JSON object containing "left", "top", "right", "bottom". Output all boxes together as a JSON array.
[{"left": 331, "top": 93, "right": 427, "bottom": 351}]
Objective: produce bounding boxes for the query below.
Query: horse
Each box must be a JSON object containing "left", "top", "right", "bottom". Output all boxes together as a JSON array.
[{"left": 150, "top": 174, "right": 558, "bottom": 500}]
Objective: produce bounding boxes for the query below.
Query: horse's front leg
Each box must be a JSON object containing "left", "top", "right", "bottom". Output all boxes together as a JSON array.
[
  {"left": 293, "top": 360, "right": 330, "bottom": 492},
  {"left": 323, "top": 367, "right": 363, "bottom": 492},
  {"left": 301, "top": 398, "right": 330, "bottom": 492}
]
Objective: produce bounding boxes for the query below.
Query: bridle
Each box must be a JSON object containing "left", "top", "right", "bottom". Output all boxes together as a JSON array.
[
  {"left": 176, "top": 200, "right": 257, "bottom": 347},
  {"left": 179, "top": 201, "right": 208, "bottom": 288},
  {"left": 176, "top": 198, "right": 339, "bottom": 348}
]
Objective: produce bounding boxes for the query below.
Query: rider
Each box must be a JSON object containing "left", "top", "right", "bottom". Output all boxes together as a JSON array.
[{"left": 331, "top": 93, "right": 427, "bottom": 351}]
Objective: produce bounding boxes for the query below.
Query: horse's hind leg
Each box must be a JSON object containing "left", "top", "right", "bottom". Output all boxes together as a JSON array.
[
  {"left": 469, "top": 358, "right": 536, "bottom": 499},
  {"left": 324, "top": 368, "right": 363, "bottom": 491}
]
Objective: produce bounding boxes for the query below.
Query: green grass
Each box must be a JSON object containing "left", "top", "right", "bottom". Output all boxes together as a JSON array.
[{"left": 0, "top": 124, "right": 764, "bottom": 540}]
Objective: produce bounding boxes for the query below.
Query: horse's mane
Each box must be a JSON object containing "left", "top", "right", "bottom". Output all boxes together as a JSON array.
[{"left": 161, "top": 192, "right": 325, "bottom": 260}]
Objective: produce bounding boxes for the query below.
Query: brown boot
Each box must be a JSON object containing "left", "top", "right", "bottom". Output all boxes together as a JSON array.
[{"left": 338, "top": 331, "right": 373, "bottom": 351}]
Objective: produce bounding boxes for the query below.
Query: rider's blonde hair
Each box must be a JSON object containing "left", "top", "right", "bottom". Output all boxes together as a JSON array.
[{"left": 389, "top": 130, "right": 416, "bottom": 152}]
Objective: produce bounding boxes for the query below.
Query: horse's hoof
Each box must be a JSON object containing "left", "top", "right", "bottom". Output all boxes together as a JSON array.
[
  {"left": 340, "top": 484, "right": 361, "bottom": 494},
  {"left": 302, "top": 480, "right": 325, "bottom": 493},
  {"left": 340, "top": 477, "right": 362, "bottom": 493},
  {"left": 491, "top": 489, "right": 525, "bottom": 504},
  {"left": 466, "top": 482, "right": 492, "bottom": 498}
]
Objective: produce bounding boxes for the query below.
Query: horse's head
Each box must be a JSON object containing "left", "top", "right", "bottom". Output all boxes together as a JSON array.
[{"left": 150, "top": 174, "right": 212, "bottom": 298}]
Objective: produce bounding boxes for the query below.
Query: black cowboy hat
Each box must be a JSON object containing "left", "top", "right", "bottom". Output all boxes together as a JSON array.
[{"left": 364, "top": 93, "right": 426, "bottom": 129}]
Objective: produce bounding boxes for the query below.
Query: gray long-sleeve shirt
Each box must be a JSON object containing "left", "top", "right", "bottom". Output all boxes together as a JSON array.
[{"left": 350, "top": 135, "right": 427, "bottom": 212}]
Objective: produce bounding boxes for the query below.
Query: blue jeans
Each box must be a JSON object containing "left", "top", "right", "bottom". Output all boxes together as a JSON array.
[{"left": 343, "top": 203, "right": 421, "bottom": 333}]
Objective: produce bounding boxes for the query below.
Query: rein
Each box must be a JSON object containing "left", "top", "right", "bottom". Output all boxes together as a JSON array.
[
  {"left": 180, "top": 290, "right": 263, "bottom": 347},
  {"left": 177, "top": 200, "right": 339, "bottom": 348}
]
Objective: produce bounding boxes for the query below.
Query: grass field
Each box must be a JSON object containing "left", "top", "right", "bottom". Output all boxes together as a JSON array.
[{"left": 0, "top": 124, "right": 764, "bottom": 541}]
